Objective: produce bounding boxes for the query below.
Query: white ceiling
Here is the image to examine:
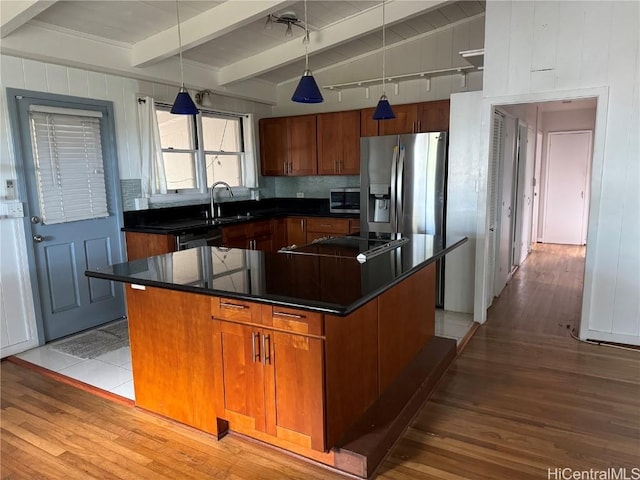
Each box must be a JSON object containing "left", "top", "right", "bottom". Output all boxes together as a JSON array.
[{"left": 0, "top": 0, "right": 485, "bottom": 101}]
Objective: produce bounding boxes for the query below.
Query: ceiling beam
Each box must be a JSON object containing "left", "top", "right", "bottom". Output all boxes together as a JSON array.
[
  {"left": 132, "top": 0, "right": 291, "bottom": 68},
  {"left": 0, "top": 0, "right": 58, "bottom": 38},
  {"left": 218, "top": 0, "right": 448, "bottom": 86}
]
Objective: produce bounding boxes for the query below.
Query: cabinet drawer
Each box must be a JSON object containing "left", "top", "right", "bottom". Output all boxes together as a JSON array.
[
  {"left": 262, "top": 305, "right": 323, "bottom": 336},
  {"left": 212, "top": 297, "right": 262, "bottom": 324},
  {"left": 349, "top": 219, "right": 360, "bottom": 234},
  {"left": 306, "top": 218, "right": 350, "bottom": 234}
]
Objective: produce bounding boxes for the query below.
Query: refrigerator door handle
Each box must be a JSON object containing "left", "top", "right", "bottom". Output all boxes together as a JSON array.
[
  {"left": 389, "top": 145, "right": 399, "bottom": 231},
  {"left": 396, "top": 145, "right": 406, "bottom": 233}
]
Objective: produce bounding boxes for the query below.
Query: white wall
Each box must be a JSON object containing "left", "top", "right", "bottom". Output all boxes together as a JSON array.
[
  {"left": 273, "top": 16, "right": 485, "bottom": 116},
  {"left": 444, "top": 91, "right": 483, "bottom": 313},
  {"left": 0, "top": 54, "right": 272, "bottom": 356},
  {"left": 476, "top": 1, "right": 639, "bottom": 344}
]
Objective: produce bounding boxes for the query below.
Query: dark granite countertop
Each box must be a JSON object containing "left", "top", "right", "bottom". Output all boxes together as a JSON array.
[
  {"left": 122, "top": 198, "right": 358, "bottom": 235},
  {"left": 86, "top": 234, "right": 467, "bottom": 316}
]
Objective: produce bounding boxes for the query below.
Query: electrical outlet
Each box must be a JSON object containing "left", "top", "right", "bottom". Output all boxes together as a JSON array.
[{"left": 296, "top": 192, "right": 304, "bottom": 198}]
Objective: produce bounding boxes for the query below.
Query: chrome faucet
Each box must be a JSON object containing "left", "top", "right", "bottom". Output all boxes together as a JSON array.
[{"left": 210, "top": 181, "right": 234, "bottom": 219}]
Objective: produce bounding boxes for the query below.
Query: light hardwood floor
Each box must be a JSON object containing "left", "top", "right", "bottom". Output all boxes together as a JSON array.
[{"left": 2, "top": 244, "right": 639, "bottom": 479}]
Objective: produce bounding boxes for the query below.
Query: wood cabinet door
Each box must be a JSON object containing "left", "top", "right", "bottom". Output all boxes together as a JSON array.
[
  {"left": 126, "top": 287, "right": 219, "bottom": 435},
  {"left": 259, "top": 117, "right": 288, "bottom": 176},
  {"left": 271, "top": 218, "right": 288, "bottom": 252},
  {"left": 264, "top": 331, "right": 325, "bottom": 451},
  {"left": 360, "top": 108, "right": 378, "bottom": 137},
  {"left": 317, "top": 112, "right": 342, "bottom": 175},
  {"left": 287, "top": 115, "right": 317, "bottom": 176},
  {"left": 379, "top": 103, "right": 418, "bottom": 135},
  {"left": 252, "top": 234, "right": 272, "bottom": 252},
  {"left": 418, "top": 99, "right": 450, "bottom": 132},
  {"left": 212, "top": 320, "right": 266, "bottom": 433},
  {"left": 125, "top": 232, "right": 175, "bottom": 261},
  {"left": 222, "top": 223, "right": 249, "bottom": 248},
  {"left": 340, "top": 110, "right": 361, "bottom": 174},
  {"left": 286, "top": 217, "right": 307, "bottom": 247}
]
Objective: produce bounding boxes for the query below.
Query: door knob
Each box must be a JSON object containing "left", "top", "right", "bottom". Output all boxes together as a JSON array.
[
  {"left": 33, "top": 234, "right": 44, "bottom": 243},
  {"left": 31, "top": 216, "right": 41, "bottom": 224}
]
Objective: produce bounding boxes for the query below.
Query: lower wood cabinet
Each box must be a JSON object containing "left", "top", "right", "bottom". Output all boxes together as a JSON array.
[
  {"left": 125, "top": 232, "right": 175, "bottom": 261},
  {"left": 305, "top": 217, "right": 350, "bottom": 244},
  {"left": 222, "top": 219, "right": 273, "bottom": 251},
  {"left": 126, "top": 286, "right": 220, "bottom": 436},
  {"left": 212, "top": 315, "right": 325, "bottom": 451}
]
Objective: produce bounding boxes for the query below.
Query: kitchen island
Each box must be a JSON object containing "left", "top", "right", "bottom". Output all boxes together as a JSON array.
[{"left": 86, "top": 233, "right": 467, "bottom": 478}]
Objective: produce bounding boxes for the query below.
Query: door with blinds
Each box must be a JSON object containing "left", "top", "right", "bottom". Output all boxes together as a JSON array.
[{"left": 13, "top": 94, "right": 125, "bottom": 341}]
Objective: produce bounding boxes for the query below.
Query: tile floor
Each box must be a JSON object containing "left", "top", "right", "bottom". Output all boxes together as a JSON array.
[{"left": 16, "top": 311, "right": 476, "bottom": 401}]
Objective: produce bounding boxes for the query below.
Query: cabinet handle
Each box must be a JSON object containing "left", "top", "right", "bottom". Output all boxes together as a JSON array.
[
  {"left": 273, "top": 311, "right": 304, "bottom": 319},
  {"left": 220, "top": 302, "right": 247, "bottom": 310},
  {"left": 301, "top": 219, "right": 305, "bottom": 231},
  {"left": 319, "top": 223, "right": 332, "bottom": 228},
  {"left": 252, "top": 332, "right": 260, "bottom": 363},
  {"left": 417, "top": 120, "right": 421, "bottom": 132},
  {"left": 262, "top": 334, "right": 271, "bottom": 365}
]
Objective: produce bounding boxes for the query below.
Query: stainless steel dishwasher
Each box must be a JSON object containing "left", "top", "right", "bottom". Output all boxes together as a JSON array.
[{"left": 175, "top": 227, "right": 223, "bottom": 250}]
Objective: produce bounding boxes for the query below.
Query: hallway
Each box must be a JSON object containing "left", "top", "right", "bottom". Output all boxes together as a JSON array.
[{"left": 2, "top": 244, "right": 639, "bottom": 479}]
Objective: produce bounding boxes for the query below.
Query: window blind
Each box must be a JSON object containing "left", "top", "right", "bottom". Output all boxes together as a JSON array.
[{"left": 29, "top": 110, "right": 109, "bottom": 225}]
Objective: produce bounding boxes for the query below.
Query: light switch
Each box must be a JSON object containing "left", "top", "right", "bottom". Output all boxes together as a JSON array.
[{"left": 5, "top": 179, "right": 16, "bottom": 200}]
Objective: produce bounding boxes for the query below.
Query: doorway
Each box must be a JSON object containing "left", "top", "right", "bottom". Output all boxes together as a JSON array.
[
  {"left": 488, "top": 97, "right": 596, "bottom": 303},
  {"left": 7, "top": 89, "right": 126, "bottom": 342}
]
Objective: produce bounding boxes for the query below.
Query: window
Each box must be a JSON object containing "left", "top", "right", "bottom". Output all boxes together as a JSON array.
[
  {"left": 29, "top": 106, "right": 109, "bottom": 224},
  {"left": 156, "top": 106, "right": 245, "bottom": 192}
]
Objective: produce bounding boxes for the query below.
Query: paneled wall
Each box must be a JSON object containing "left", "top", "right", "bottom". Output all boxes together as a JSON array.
[
  {"left": 481, "top": 1, "right": 639, "bottom": 344},
  {"left": 0, "top": 55, "right": 272, "bottom": 355},
  {"left": 445, "top": 91, "right": 482, "bottom": 313}
]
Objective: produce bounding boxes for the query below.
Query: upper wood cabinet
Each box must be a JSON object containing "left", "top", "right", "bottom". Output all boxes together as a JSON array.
[
  {"left": 379, "top": 103, "right": 419, "bottom": 135},
  {"left": 317, "top": 111, "right": 360, "bottom": 175},
  {"left": 361, "top": 100, "right": 451, "bottom": 136},
  {"left": 418, "top": 99, "right": 450, "bottom": 132},
  {"left": 260, "top": 115, "right": 317, "bottom": 176},
  {"left": 360, "top": 108, "right": 378, "bottom": 137}
]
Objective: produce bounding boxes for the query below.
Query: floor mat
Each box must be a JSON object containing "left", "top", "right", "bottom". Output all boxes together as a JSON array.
[{"left": 51, "top": 320, "right": 129, "bottom": 359}]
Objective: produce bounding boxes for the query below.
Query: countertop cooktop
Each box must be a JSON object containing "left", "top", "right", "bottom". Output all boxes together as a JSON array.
[{"left": 86, "top": 233, "right": 467, "bottom": 316}]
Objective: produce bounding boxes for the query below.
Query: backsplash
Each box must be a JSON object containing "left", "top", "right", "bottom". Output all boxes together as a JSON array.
[
  {"left": 120, "top": 175, "right": 357, "bottom": 211},
  {"left": 274, "top": 175, "right": 359, "bottom": 198},
  {"left": 120, "top": 179, "right": 142, "bottom": 211}
]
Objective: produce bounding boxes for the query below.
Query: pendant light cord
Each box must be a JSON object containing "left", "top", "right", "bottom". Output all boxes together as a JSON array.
[
  {"left": 175, "top": 0, "right": 185, "bottom": 87},
  {"left": 304, "top": 0, "right": 309, "bottom": 70},
  {"left": 381, "top": 0, "right": 386, "bottom": 96}
]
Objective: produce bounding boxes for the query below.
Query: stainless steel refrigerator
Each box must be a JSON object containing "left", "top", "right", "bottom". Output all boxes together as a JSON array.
[{"left": 360, "top": 132, "right": 448, "bottom": 306}]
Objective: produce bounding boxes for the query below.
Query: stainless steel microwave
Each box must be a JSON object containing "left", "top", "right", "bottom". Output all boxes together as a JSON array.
[{"left": 330, "top": 188, "right": 360, "bottom": 214}]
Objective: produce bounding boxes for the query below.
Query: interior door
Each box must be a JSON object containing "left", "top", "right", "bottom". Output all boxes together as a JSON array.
[
  {"left": 12, "top": 92, "right": 125, "bottom": 341},
  {"left": 543, "top": 131, "right": 592, "bottom": 245},
  {"left": 494, "top": 116, "right": 517, "bottom": 297}
]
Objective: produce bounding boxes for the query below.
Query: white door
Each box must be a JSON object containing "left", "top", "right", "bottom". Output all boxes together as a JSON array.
[{"left": 542, "top": 131, "right": 591, "bottom": 245}]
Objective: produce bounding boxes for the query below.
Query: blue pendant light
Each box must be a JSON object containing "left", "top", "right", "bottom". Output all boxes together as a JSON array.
[
  {"left": 171, "top": 0, "right": 199, "bottom": 115},
  {"left": 291, "top": 0, "right": 323, "bottom": 104},
  {"left": 373, "top": 0, "right": 395, "bottom": 120}
]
